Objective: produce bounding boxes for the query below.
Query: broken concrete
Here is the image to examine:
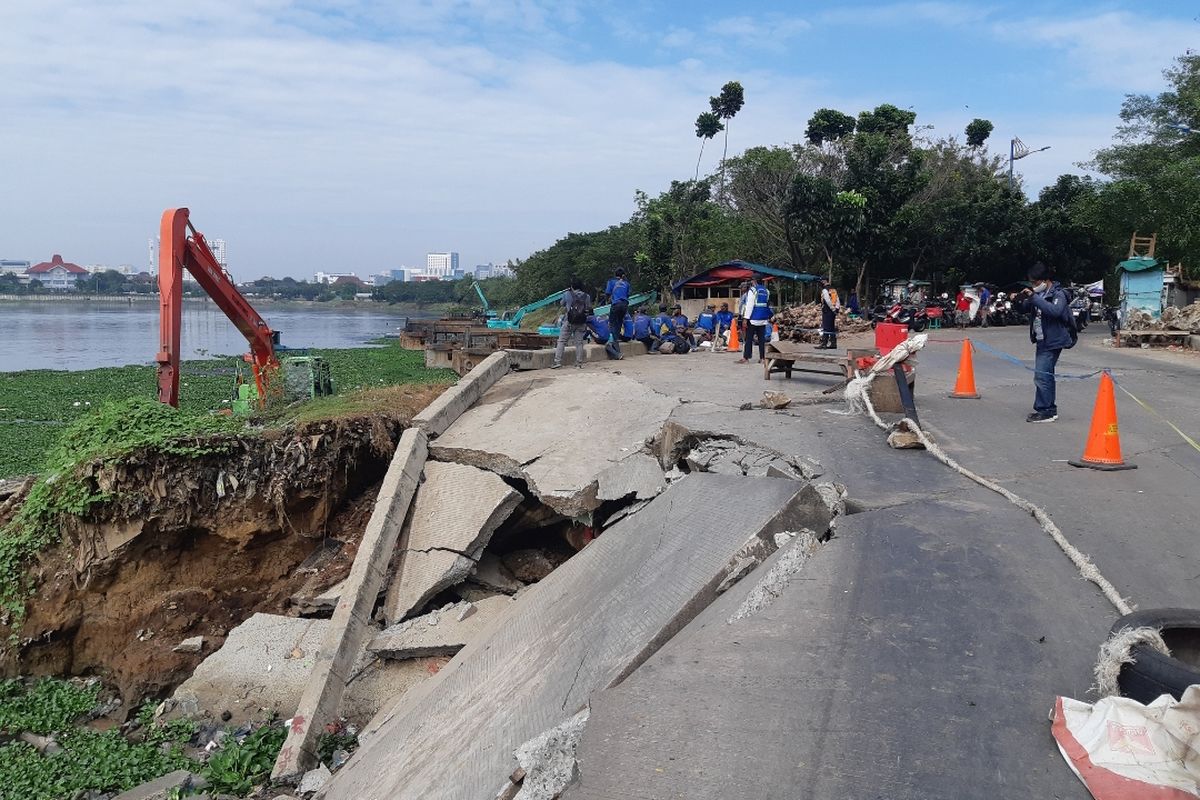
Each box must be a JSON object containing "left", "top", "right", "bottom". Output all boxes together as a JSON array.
[
  {"left": 431, "top": 371, "right": 678, "bottom": 517},
  {"left": 500, "top": 549, "right": 565, "bottom": 583},
  {"left": 413, "top": 350, "right": 510, "bottom": 438},
  {"left": 382, "top": 461, "right": 523, "bottom": 624},
  {"left": 654, "top": 420, "right": 824, "bottom": 481},
  {"left": 172, "top": 635, "right": 205, "bottom": 654},
  {"left": 512, "top": 708, "right": 590, "bottom": 800},
  {"left": 298, "top": 764, "right": 332, "bottom": 796},
  {"left": 113, "top": 770, "right": 206, "bottom": 800},
  {"left": 322, "top": 473, "right": 825, "bottom": 800},
  {"left": 728, "top": 530, "right": 820, "bottom": 622},
  {"left": 507, "top": 341, "right": 650, "bottom": 371},
  {"left": 273, "top": 427, "right": 428, "bottom": 781},
  {"left": 469, "top": 552, "right": 526, "bottom": 594},
  {"left": 173, "top": 613, "right": 444, "bottom": 725},
  {"left": 369, "top": 596, "right": 514, "bottom": 659},
  {"left": 595, "top": 452, "right": 665, "bottom": 502}
]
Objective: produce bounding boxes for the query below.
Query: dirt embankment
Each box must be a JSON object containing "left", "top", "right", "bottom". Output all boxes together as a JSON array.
[{"left": 0, "top": 385, "right": 444, "bottom": 711}]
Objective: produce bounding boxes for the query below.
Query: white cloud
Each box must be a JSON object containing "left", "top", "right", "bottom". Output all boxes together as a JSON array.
[
  {"left": 993, "top": 10, "right": 1196, "bottom": 92},
  {"left": 820, "top": 2, "right": 995, "bottom": 28},
  {"left": 0, "top": 1, "right": 825, "bottom": 275}
]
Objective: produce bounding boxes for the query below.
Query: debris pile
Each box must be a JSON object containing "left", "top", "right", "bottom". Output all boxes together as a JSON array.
[
  {"left": 1126, "top": 303, "right": 1200, "bottom": 332},
  {"left": 771, "top": 304, "right": 872, "bottom": 343}
]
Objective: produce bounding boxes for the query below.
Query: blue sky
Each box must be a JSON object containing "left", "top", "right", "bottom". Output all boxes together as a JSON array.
[{"left": 1, "top": 1, "right": 1196, "bottom": 279}]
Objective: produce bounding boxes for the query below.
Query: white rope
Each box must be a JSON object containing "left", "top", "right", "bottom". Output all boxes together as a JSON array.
[
  {"left": 837, "top": 334, "right": 1135, "bottom": 617},
  {"left": 1093, "top": 626, "right": 1170, "bottom": 697}
]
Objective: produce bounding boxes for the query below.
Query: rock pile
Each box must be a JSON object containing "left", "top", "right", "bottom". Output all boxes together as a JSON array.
[
  {"left": 1126, "top": 302, "right": 1200, "bottom": 332},
  {"left": 771, "top": 304, "right": 872, "bottom": 343}
]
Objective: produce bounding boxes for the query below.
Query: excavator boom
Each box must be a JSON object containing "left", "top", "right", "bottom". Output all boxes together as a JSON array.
[{"left": 157, "top": 207, "right": 278, "bottom": 407}]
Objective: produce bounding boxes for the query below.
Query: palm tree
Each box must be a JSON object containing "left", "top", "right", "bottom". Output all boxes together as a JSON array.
[
  {"left": 694, "top": 111, "right": 723, "bottom": 179},
  {"left": 709, "top": 81, "right": 745, "bottom": 196}
]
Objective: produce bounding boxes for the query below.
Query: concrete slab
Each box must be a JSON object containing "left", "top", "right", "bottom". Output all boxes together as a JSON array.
[
  {"left": 431, "top": 371, "right": 678, "bottom": 517},
  {"left": 173, "top": 613, "right": 443, "bottom": 726},
  {"left": 507, "top": 341, "right": 650, "bottom": 371},
  {"left": 369, "top": 596, "right": 514, "bottom": 659},
  {"left": 272, "top": 427, "right": 427, "bottom": 781},
  {"left": 322, "top": 473, "right": 828, "bottom": 800},
  {"left": 113, "top": 770, "right": 206, "bottom": 800},
  {"left": 413, "top": 350, "right": 509, "bottom": 438},
  {"left": 382, "top": 461, "right": 522, "bottom": 624},
  {"left": 595, "top": 452, "right": 664, "bottom": 501},
  {"left": 565, "top": 495, "right": 1108, "bottom": 800}
]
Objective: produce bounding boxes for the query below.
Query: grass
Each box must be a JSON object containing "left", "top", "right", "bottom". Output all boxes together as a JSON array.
[
  {"left": 0, "top": 678, "right": 288, "bottom": 800},
  {"left": 0, "top": 344, "right": 456, "bottom": 479}
]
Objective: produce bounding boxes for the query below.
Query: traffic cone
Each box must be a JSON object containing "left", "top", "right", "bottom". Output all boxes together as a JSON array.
[
  {"left": 1070, "top": 373, "right": 1136, "bottom": 471},
  {"left": 948, "top": 339, "right": 981, "bottom": 399},
  {"left": 728, "top": 320, "right": 740, "bottom": 352}
]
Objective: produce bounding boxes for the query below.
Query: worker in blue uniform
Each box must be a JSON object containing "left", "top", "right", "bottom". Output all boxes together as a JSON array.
[
  {"left": 714, "top": 302, "right": 735, "bottom": 348},
  {"left": 604, "top": 268, "right": 631, "bottom": 358},
  {"left": 737, "top": 277, "right": 772, "bottom": 363},
  {"left": 649, "top": 304, "right": 673, "bottom": 352},
  {"left": 631, "top": 308, "right": 654, "bottom": 349},
  {"left": 586, "top": 314, "right": 622, "bottom": 360},
  {"left": 670, "top": 305, "right": 689, "bottom": 329},
  {"left": 694, "top": 305, "right": 717, "bottom": 340}
]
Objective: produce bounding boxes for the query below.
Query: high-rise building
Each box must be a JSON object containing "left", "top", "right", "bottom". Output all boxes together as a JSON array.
[
  {"left": 425, "top": 252, "right": 459, "bottom": 280},
  {"left": 208, "top": 238, "right": 228, "bottom": 270}
]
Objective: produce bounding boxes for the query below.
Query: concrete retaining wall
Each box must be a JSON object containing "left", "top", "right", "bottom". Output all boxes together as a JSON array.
[
  {"left": 272, "top": 427, "right": 428, "bottom": 781},
  {"left": 507, "top": 340, "right": 650, "bottom": 370},
  {"left": 412, "top": 351, "right": 510, "bottom": 437}
]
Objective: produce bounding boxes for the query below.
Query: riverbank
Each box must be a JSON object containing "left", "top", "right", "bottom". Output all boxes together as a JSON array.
[
  {"left": 0, "top": 344, "right": 457, "bottom": 478},
  {"left": 0, "top": 294, "right": 453, "bottom": 314}
]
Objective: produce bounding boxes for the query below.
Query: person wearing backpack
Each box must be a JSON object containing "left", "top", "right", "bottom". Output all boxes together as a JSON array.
[
  {"left": 553, "top": 278, "right": 592, "bottom": 369},
  {"left": 604, "top": 268, "right": 631, "bottom": 359},
  {"left": 1017, "top": 262, "right": 1075, "bottom": 423}
]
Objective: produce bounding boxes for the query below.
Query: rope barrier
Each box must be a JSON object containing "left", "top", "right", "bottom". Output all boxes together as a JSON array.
[{"left": 833, "top": 336, "right": 1135, "bottom": 618}]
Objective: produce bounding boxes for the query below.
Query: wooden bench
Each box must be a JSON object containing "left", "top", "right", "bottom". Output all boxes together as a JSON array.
[
  {"left": 763, "top": 341, "right": 851, "bottom": 382},
  {"left": 1116, "top": 329, "right": 1192, "bottom": 348}
]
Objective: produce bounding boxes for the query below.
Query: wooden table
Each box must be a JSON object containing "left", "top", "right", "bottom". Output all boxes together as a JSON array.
[
  {"left": 763, "top": 341, "right": 851, "bottom": 381},
  {"left": 1116, "top": 329, "right": 1192, "bottom": 348}
]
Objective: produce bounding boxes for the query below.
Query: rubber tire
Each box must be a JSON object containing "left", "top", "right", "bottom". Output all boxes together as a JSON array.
[
  {"left": 910, "top": 318, "right": 929, "bottom": 332},
  {"left": 1109, "top": 608, "right": 1200, "bottom": 704}
]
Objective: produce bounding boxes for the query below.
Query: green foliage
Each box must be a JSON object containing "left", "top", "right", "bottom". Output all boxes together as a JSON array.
[
  {"left": 317, "top": 730, "right": 359, "bottom": 765},
  {"left": 855, "top": 103, "right": 917, "bottom": 138},
  {"left": 805, "top": 108, "right": 856, "bottom": 145},
  {"left": 965, "top": 118, "right": 994, "bottom": 148},
  {"left": 0, "top": 679, "right": 195, "bottom": 800},
  {"left": 695, "top": 111, "right": 723, "bottom": 140},
  {"left": 0, "top": 679, "right": 99, "bottom": 735},
  {"left": 202, "top": 724, "right": 286, "bottom": 796}
]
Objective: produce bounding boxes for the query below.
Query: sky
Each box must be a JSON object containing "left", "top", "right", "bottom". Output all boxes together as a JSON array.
[{"left": 1, "top": 1, "right": 1197, "bottom": 280}]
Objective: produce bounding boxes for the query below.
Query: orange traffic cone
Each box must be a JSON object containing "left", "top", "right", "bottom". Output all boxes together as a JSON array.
[
  {"left": 948, "top": 339, "right": 981, "bottom": 399},
  {"left": 728, "top": 319, "right": 740, "bottom": 352},
  {"left": 1070, "top": 372, "right": 1136, "bottom": 471}
]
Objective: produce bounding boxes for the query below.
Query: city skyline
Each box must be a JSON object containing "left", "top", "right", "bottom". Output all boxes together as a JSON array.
[{"left": 3, "top": 1, "right": 1197, "bottom": 278}]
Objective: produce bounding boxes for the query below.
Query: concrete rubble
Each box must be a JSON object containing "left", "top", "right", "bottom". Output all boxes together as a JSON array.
[
  {"left": 468, "top": 552, "right": 526, "bottom": 594},
  {"left": 298, "top": 764, "right": 332, "bottom": 795},
  {"left": 383, "top": 460, "right": 523, "bottom": 625},
  {"left": 321, "top": 473, "right": 831, "bottom": 800},
  {"left": 595, "top": 453, "right": 666, "bottom": 502},
  {"left": 172, "top": 613, "right": 444, "bottom": 725},
  {"left": 369, "top": 596, "right": 514, "bottom": 659},
  {"left": 113, "top": 770, "right": 206, "bottom": 800},
  {"left": 430, "top": 372, "right": 678, "bottom": 517},
  {"left": 510, "top": 708, "right": 591, "bottom": 800},
  {"left": 172, "top": 635, "right": 205, "bottom": 653}
]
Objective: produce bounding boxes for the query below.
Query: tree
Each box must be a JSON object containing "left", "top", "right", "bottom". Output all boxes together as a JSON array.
[
  {"left": 1087, "top": 52, "right": 1200, "bottom": 273},
  {"left": 805, "top": 108, "right": 856, "bottom": 146},
  {"left": 855, "top": 103, "right": 917, "bottom": 138},
  {"left": 722, "top": 146, "right": 807, "bottom": 269},
  {"left": 965, "top": 118, "right": 994, "bottom": 148},
  {"left": 709, "top": 81, "right": 745, "bottom": 194},
  {"left": 694, "top": 111, "right": 724, "bottom": 179}
]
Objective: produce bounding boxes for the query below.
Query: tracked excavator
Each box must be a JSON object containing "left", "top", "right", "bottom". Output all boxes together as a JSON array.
[{"left": 156, "top": 207, "right": 332, "bottom": 412}]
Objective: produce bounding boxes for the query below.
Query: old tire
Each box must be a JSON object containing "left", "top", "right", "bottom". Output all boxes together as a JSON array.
[
  {"left": 1110, "top": 608, "right": 1200, "bottom": 704},
  {"left": 910, "top": 317, "right": 929, "bottom": 332}
]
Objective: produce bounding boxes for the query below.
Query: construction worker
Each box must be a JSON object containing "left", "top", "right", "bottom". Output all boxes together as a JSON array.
[
  {"left": 714, "top": 301, "right": 735, "bottom": 349},
  {"left": 670, "top": 305, "right": 689, "bottom": 329},
  {"left": 737, "top": 277, "right": 771, "bottom": 363},
  {"left": 694, "top": 305, "right": 717, "bottom": 338},
  {"left": 631, "top": 307, "right": 654, "bottom": 349},
  {"left": 817, "top": 277, "right": 839, "bottom": 350},
  {"left": 649, "top": 304, "right": 673, "bottom": 352},
  {"left": 604, "top": 267, "right": 631, "bottom": 358}
]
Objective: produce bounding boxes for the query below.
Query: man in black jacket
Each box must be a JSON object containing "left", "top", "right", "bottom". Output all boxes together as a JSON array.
[{"left": 1018, "top": 262, "right": 1073, "bottom": 423}]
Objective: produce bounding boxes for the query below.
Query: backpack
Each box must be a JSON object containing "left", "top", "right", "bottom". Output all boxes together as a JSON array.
[
  {"left": 1060, "top": 288, "right": 1078, "bottom": 349},
  {"left": 566, "top": 290, "right": 588, "bottom": 325}
]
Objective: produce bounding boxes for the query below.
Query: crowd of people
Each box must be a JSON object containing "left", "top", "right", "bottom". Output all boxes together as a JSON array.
[{"left": 551, "top": 270, "right": 846, "bottom": 368}]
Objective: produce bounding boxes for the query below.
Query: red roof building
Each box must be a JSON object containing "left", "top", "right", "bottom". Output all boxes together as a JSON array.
[{"left": 28, "top": 254, "right": 89, "bottom": 290}]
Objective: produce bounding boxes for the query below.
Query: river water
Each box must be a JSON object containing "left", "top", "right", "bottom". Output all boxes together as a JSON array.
[{"left": 0, "top": 301, "right": 434, "bottom": 372}]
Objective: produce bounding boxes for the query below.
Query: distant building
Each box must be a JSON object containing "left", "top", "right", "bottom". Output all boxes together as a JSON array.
[
  {"left": 208, "top": 238, "right": 228, "bottom": 270},
  {"left": 390, "top": 267, "right": 425, "bottom": 282},
  {"left": 492, "top": 263, "right": 515, "bottom": 278},
  {"left": 425, "top": 252, "right": 459, "bottom": 280},
  {"left": 314, "top": 271, "right": 356, "bottom": 284},
  {"left": 27, "top": 254, "right": 89, "bottom": 290},
  {"left": 84, "top": 264, "right": 136, "bottom": 276},
  {"left": 0, "top": 259, "right": 30, "bottom": 277},
  {"left": 332, "top": 275, "right": 369, "bottom": 290},
  {"left": 374, "top": 272, "right": 395, "bottom": 286}
]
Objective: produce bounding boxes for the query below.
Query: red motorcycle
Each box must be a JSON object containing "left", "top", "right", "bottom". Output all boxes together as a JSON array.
[{"left": 869, "top": 303, "right": 929, "bottom": 332}]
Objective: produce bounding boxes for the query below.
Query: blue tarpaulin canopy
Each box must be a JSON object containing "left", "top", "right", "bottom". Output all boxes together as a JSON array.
[
  {"left": 1116, "top": 256, "right": 1162, "bottom": 273},
  {"left": 671, "top": 260, "right": 819, "bottom": 294}
]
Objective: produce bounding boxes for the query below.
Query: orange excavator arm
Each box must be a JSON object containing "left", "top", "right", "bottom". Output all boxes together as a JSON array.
[{"left": 156, "top": 207, "right": 278, "bottom": 407}]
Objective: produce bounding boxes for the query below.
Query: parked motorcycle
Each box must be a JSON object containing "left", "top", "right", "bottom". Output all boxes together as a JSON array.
[{"left": 870, "top": 303, "right": 929, "bottom": 332}]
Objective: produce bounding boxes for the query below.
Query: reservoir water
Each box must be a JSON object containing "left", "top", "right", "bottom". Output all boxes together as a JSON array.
[{"left": 0, "top": 301, "right": 433, "bottom": 372}]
